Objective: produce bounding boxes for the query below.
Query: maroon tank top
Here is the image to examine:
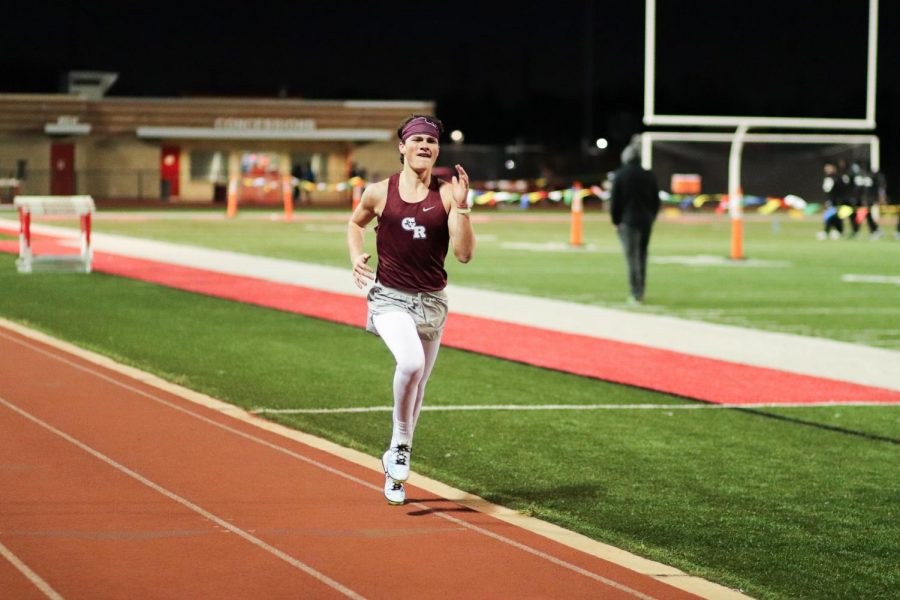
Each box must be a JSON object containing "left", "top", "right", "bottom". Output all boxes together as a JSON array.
[{"left": 375, "top": 173, "right": 449, "bottom": 292}]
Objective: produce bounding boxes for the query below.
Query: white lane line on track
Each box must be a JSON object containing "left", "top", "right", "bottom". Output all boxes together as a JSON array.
[
  {"left": 0, "top": 395, "right": 366, "bottom": 600},
  {"left": 0, "top": 330, "right": 661, "bottom": 600},
  {"left": 252, "top": 401, "right": 898, "bottom": 414},
  {"left": 0, "top": 540, "right": 64, "bottom": 600}
]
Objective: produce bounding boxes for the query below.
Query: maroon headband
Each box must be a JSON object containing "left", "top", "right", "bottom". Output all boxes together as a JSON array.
[{"left": 400, "top": 117, "right": 441, "bottom": 141}]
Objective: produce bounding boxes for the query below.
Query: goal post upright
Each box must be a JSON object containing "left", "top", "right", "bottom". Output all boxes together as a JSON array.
[
  {"left": 643, "top": 0, "right": 657, "bottom": 124},
  {"left": 727, "top": 123, "right": 749, "bottom": 260},
  {"left": 865, "top": 0, "right": 879, "bottom": 129}
]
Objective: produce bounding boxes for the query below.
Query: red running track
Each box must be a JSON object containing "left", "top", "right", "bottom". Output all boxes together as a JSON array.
[{"left": 0, "top": 325, "right": 703, "bottom": 599}]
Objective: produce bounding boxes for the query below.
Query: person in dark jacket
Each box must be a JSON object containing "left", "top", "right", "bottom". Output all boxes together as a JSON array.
[
  {"left": 610, "top": 144, "right": 660, "bottom": 304},
  {"left": 856, "top": 164, "right": 882, "bottom": 238},
  {"left": 818, "top": 162, "right": 845, "bottom": 239}
]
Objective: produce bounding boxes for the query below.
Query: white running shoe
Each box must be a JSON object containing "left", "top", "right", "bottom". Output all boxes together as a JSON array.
[
  {"left": 381, "top": 452, "right": 406, "bottom": 505},
  {"left": 383, "top": 472, "right": 405, "bottom": 505},
  {"left": 816, "top": 231, "right": 827, "bottom": 240},
  {"left": 382, "top": 444, "right": 411, "bottom": 482}
]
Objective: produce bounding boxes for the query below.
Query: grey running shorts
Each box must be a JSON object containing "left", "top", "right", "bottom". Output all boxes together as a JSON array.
[{"left": 366, "top": 283, "right": 448, "bottom": 341}]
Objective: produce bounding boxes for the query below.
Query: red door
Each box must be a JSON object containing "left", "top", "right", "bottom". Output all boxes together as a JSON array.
[
  {"left": 160, "top": 146, "right": 180, "bottom": 198},
  {"left": 50, "top": 143, "right": 75, "bottom": 195}
]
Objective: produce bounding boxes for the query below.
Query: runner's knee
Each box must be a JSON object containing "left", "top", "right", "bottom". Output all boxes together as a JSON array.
[{"left": 396, "top": 353, "right": 425, "bottom": 379}]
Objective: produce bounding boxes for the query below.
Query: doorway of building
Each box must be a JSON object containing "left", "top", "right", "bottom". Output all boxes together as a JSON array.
[
  {"left": 160, "top": 146, "right": 180, "bottom": 199},
  {"left": 50, "top": 143, "right": 75, "bottom": 195}
]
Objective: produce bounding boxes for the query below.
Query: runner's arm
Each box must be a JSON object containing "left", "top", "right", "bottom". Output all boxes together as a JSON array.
[
  {"left": 446, "top": 164, "right": 475, "bottom": 263},
  {"left": 347, "top": 182, "right": 384, "bottom": 288}
]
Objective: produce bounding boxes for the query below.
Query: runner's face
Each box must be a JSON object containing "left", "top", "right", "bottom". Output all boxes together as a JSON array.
[{"left": 401, "top": 134, "right": 439, "bottom": 169}]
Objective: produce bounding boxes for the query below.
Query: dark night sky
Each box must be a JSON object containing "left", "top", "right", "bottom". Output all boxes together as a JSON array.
[{"left": 4, "top": 1, "right": 899, "bottom": 186}]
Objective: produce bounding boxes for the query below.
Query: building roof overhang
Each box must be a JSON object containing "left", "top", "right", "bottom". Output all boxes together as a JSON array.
[{"left": 135, "top": 126, "right": 392, "bottom": 142}]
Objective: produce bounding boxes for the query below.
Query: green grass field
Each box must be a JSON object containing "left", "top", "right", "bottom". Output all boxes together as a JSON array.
[{"left": 1, "top": 209, "right": 898, "bottom": 599}]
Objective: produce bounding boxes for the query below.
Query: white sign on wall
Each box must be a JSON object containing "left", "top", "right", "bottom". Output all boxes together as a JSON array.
[{"left": 214, "top": 118, "right": 317, "bottom": 131}]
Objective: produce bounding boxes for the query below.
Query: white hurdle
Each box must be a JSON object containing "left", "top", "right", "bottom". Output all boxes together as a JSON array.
[{"left": 14, "top": 196, "right": 96, "bottom": 273}]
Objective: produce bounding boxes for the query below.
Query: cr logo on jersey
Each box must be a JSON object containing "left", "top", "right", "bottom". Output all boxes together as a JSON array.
[{"left": 401, "top": 217, "right": 427, "bottom": 239}]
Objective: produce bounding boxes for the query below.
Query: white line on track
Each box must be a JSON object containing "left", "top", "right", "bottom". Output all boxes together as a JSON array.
[
  {"left": 252, "top": 401, "right": 897, "bottom": 414},
  {"left": 0, "top": 394, "right": 367, "bottom": 600},
  {"left": 0, "top": 540, "right": 64, "bottom": 600},
  {"left": 0, "top": 331, "right": 660, "bottom": 599}
]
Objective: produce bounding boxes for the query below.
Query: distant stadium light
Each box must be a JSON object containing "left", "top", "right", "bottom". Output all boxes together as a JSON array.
[
  {"left": 450, "top": 129, "right": 464, "bottom": 143},
  {"left": 595, "top": 137, "right": 608, "bottom": 149}
]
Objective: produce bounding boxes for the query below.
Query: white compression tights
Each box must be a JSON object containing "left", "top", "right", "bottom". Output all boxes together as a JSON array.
[{"left": 371, "top": 311, "right": 442, "bottom": 448}]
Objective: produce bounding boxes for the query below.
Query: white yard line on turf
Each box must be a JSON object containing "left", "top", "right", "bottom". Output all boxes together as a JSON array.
[
  {"left": 252, "top": 401, "right": 896, "bottom": 414},
  {"left": 650, "top": 255, "right": 790, "bottom": 267},
  {"left": 842, "top": 274, "right": 900, "bottom": 285},
  {"left": 2, "top": 219, "right": 898, "bottom": 392},
  {"left": 498, "top": 241, "right": 605, "bottom": 252}
]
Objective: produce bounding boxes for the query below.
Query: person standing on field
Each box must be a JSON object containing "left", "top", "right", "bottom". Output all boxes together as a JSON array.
[
  {"left": 857, "top": 164, "right": 882, "bottom": 239},
  {"left": 835, "top": 158, "right": 855, "bottom": 238},
  {"left": 819, "top": 162, "right": 845, "bottom": 239},
  {"left": 347, "top": 115, "right": 475, "bottom": 505},
  {"left": 610, "top": 143, "right": 660, "bottom": 305}
]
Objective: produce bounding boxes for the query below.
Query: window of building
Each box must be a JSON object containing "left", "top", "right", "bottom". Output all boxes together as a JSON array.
[
  {"left": 190, "top": 151, "right": 229, "bottom": 183},
  {"left": 240, "top": 152, "right": 280, "bottom": 176},
  {"left": 291, "top": 152, "right": 326, "bottom": 182}
]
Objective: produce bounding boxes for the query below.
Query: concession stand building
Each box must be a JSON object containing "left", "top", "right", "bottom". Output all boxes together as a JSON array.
[{"left": 0, "top": 75, "right": 431, "bottom": 205}]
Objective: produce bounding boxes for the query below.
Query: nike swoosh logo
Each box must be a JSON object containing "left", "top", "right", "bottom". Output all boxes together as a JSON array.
[{"left": 422, "top": 206, "right": 435, "bottom": 212}]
